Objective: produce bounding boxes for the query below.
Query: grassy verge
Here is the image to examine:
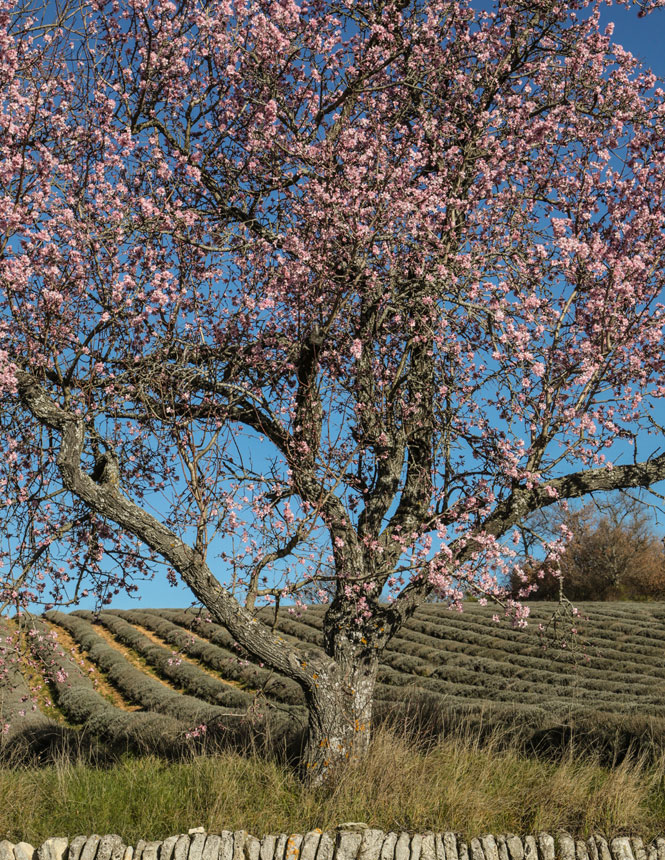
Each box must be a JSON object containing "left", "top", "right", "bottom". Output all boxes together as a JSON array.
[{"left": 1, "top": 723, "right": 664, "bottom": 846}]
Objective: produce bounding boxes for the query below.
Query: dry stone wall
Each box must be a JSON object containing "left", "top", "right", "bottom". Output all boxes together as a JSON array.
[{"left": 1, "top": 827, "right": 665, "bottom": 860}]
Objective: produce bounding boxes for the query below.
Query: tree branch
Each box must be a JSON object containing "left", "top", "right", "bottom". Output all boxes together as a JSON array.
[
  {"left": 16, "top": 370, "right": 328, "bottom": 686},
  {"left": 393, "top": 452, "right": 665, "bottom": 619}
]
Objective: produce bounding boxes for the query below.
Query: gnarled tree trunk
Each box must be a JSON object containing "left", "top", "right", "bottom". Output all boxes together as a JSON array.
[
  {"left": 299, "top": 597, "right": 390, "bottom": 784},
  {"left": 302, "top": 658, "right": 377, "bottom": 783}
]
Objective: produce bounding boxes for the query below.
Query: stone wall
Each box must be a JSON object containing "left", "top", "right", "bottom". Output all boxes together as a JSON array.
[{"left": 1, "top": 827, "right": 664, "bottom": 860}]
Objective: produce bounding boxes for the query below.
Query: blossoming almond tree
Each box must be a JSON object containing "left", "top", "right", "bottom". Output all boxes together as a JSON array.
[{"left": 2, "top": 0, "right": 665, "bottom": 781}]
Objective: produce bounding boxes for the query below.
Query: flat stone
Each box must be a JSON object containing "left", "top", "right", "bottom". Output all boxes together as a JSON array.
[
  {"left": 173, "top": 836, "right": 189, "bottom": 860},
  {"left": 444, "top": 836, "right": 459, "bottom": 860},
  {"left": 587, "top": 841, "right": 599, "bottom": 860},
  {"left": 556, "top": 833, "right": 576, "bottom": 860},
  {"left": 470, "top": 840, "right": 484, "bottom": 860},
  {"left": 421, "top": 835, "right": 435, "bottom": 860},
  {"left": 69, "top": 839, "right": 88, "bottom": 860},
  {"left": 142, "top": 845, "right": 161, "bottom": 860},
  {"left": 219, "top": 835, "right": 234, "bottom": 860},
  {"left": 480, "top": 837, "right": 498, "bottom": 860},
  {"left": 0, "top": 844, "right": 14, "bottom": 860},
  {"left": 38, "top": 839, "right": 69, "bottom": 860},
  {"left": 190, "top": 834, "right": 207, "bottom": 860},
  {"left": 494, "top": 837, "right": 508, "bottom": 860},
  {"left": 245, "top": 838, "right": 260, "bottom": 860},
  {"left": 646, "top": 846, "right": 657, "bottom": 860},
  {"left": 122, "top": 851, "right": 133, "bottom": 860},
  {"left": 98, "top": 837, "right": 125, "bottom": 860},
  {"left": 203, "top": 837, "right": 221, "bottom": 860},
  {"left": 14, "top": 845, "right": 35, "bottom": 860},
  {"left": 285, "top": 836, "right": 303, "bottom": 860},
  {"left": 656, "top": 841, "right": 665, "bottom": 860},
  {"left": 411, "top": 837, "right": 423, "bottom": 860},
  {"left": 576, "top": 843, "right": 589, "bottom": 860},
  {"left": 537, "top": 835, "right": 555, "bottom": 860},
  {"left": 358, "top": 827, "right": 386, "bottom": 860},
  {"left": 522, "top": 838, "right": 537, "bottom": 860},
  {"left": 458, "top": 844, "right": 469, "bottom": 860},
  {"left": 161, "top": 838, "right": 179, "bottom": 860},
  {"left": 233, "top": 835, "right": 247, "bottom": 860},
  {"left": 189, "top": 833, "right": 206, "bottom": 838},
  {"left": 299, "top": 834, "right": 321, "bottom": 860},
  {"left": 315, "top": 835, "right": 334, "bottom": 860},
  {"left": 381, "top": 834, "right": 398, "bottom": 860},
  {"left": 630, "top": 841, "right": 646, "bottom": 860},
  {"left": 610, "top": 840, "right": 634, "bottom": 860},
  {"left": 111, "top": 844, "right": 127, "bottom": 860},
  {"left": 337, "top": 832, "right": 361, "bottom": 860},
  {"left": 395, "top": 835, "right": 411, "bottom": 860},
  {"left": 134, "top": 843, "right": 146, "bottom": 860},
  {"left": 258, "top": 839, "right": 276, "bottom": 860},
  {"left": 504, "top": 837, "right": 523, "bottom": 860}
]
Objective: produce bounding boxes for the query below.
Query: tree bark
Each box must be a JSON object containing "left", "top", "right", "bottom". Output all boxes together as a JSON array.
[
  {"left": 299, "top": 596, "right": 387, "bottom": 784},
  {"left": 301, "top": 641, "right": 378, "bottom": 784}
]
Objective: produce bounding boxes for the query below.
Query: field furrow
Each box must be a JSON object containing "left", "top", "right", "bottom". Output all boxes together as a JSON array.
[{"left": 3, "top": 601, "right": 665, "bottom": 761}]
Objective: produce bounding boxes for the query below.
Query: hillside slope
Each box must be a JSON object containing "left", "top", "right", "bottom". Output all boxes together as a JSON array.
[{"left": 2, "top": 601, "right": 664, "bottom": 762}]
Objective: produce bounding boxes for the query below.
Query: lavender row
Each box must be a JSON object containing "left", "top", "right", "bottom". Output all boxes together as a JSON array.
[
  {"left": 25, "top": 617, "right": 192, "bottom": 756},
  {"left": 45, "top": 611, "right": 242, "bottom": 728}
]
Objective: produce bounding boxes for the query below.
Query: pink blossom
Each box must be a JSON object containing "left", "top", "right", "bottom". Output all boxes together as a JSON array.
[{"left": 350, "top": 339, "right": 363, "bottom": 360}]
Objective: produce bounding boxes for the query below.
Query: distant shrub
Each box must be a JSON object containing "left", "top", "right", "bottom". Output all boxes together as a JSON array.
[{"left": 509, "top": 496, "right": 665, "bottom": 601}]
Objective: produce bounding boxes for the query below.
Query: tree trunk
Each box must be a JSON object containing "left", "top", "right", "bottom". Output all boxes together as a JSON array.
[
  {"left": 301, "top": 654, "right": 377, "bottom": 784},
  {"left": 300, "top": 606, "right": 382, "bottom": 785}
]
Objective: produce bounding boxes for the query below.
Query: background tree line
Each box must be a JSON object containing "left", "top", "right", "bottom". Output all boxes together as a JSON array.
[{"left": 509, "top": 494, "right": 665, "bottom": 601}]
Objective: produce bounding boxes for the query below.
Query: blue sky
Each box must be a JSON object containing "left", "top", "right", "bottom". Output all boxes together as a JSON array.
[
  {"left": 599, "top": 4, "right": 665, "bottom": 76},
  {"left": 25, "top": 0, "right": 665, "bottom": 614}
]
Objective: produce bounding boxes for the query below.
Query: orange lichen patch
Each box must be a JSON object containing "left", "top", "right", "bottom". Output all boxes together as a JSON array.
[
  {"left": 130, "top": 622, "right": 246, "bottom": 690},
  {"left": 90, "top": 621, "right": 182, "bottom": 692},
  {"left": 44, "top": 619, "right": 140, "bottom": 712},
  {"left": 285, "top": 835, "right": 302, "bottom": 860}
]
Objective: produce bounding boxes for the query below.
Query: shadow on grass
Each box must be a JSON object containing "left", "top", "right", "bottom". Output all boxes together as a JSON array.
[{"left": 2, "top": 696, "right": 664, "bottom": 772}]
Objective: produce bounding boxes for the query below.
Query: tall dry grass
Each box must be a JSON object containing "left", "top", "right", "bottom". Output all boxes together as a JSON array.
[{"left": 1, "top": 722, "right": 664, "bottom": 846}]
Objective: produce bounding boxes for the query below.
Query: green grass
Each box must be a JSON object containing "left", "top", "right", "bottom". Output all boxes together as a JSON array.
[
  {"left": 4, "top": 604, "right": 665, "bottom": 845},
  {"left": 1, "top": 723, "right": 664, "bottom": 846}
]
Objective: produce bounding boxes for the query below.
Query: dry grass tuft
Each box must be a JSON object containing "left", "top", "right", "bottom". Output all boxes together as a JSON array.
[{"left": 1, "top": 720, "right": 664, "bottom": 845}]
